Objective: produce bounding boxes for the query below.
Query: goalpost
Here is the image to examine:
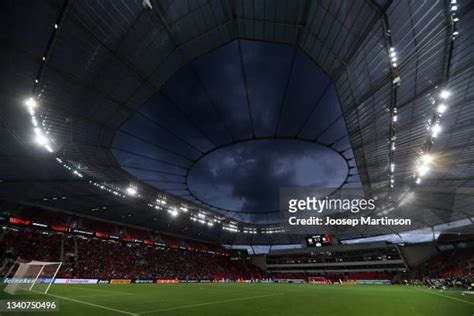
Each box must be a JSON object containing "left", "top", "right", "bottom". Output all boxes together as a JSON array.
[{"left": 3, "top": 261, "right": 62, "bottom": 295}]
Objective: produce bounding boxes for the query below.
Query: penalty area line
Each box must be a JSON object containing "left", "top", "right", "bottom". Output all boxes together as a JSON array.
[
  {"left": 137, "top": 293, "right": 284, "bottom": 314},
  {"left": 414, "top": 287, "right": 474, "bottom": 305}
]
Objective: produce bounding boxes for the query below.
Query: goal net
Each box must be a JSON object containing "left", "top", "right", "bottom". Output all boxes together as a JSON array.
[{"left": 3, "top": 261, "right": 62, "bottom": 295}]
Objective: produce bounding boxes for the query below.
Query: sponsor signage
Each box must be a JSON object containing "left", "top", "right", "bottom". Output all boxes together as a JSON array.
[
  {"left": 355, "top": 280, "right": 391, "bottom": 285},
  {"left": 9, "top": 217, "right": 31, "bottom": 226},
  {"left": 50, "top": 225, "right": 70, "bottom": 233},
  {"left": 54, "top": 278, "right": 99, "bottom": 284},
  {"left": 95, "top": 231, "right": 109, "bottom": 239},
  {"left": 274, "top": 279, "right": 305, "bottom": 284},
  {"left": 72, "top": 229, "right": 93, "bottom": 235},
  {"left": 110, "top": 279, "right": 132, "bottom": 284},
  {"left": 32, "top": 222, "right": 48, "bottom": 228},
  {"left": 121, "top": 236, "right": 134, "bottom": 243},
  {"left": 3, "top": 278, "right": 34, "bottom": 284},
  {"left": 133, "top": 279, "right": 154, "bottom": 284},
  {"left": 155, "top": 279, "right": 179, "bottom": 284}
]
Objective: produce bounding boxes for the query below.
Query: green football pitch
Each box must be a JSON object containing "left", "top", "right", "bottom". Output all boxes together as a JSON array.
[{"left": 1, "top": 283, "right": 473, "bottom": 316}]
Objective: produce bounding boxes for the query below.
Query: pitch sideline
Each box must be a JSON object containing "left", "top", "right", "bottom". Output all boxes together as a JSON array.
[{"left": 414, "top": 287, "right": 474, "bottom": 306}]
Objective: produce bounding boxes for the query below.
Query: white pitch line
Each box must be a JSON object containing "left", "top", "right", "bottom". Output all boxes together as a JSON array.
[
  {"left": 137, "top": 293, "right": 284, "bottom": 315},
  {"left": 37, "top": 291, "right": 137, "bottom": 315},
  {"left": 414, "top": 287, "right": 474, "bottom": 306}
]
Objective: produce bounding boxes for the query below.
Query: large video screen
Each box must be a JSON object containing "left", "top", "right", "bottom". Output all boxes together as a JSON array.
[{"left": 305, "top": 234, "right": 331, "bottom": 247}]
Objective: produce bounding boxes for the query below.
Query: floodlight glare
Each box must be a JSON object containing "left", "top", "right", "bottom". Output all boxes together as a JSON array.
[
  {"left": 25, "top": 97, "right": 37, "bottom": 108},
  {"left": 169, "top": 209, "right": 178, "bottom": 217},
  {"left": 421, "top": 154, "right": 433, "bottom": 164},
  {"left": 431, "top": 124, "right": 441, "bottom": 138},
  {"left": 436, "top": 104, "right": 447, "bottom": 114},
  {"left": 35, "top": 134, "right": 49, "bottom": 145},
  {"left": 439, "top": 90, "right": 451, "bottom": 99},
  {"left": 126, "top": 187, "right": 137, "bottom": 196},
  {"left": 418, "top": 164, "right": 430, "bottom": 177},
  {"left": 44, "top": 144, "right": 54, "bottom": 153}
]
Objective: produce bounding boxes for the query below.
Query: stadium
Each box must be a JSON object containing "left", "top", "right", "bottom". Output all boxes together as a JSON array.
[{"left": 0, "top": 0, "right": 473, "bottom": 315}]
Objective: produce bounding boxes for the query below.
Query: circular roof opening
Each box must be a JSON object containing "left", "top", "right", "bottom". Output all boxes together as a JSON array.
[{"left": 187, "top": 139, "right": 348, "bottom": 223}]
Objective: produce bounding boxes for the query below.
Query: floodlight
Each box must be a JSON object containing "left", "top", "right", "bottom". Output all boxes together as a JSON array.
[
  {"left": 431, "top": 124, "right": 441, "bottom": 138},
  {"left": 421, "top": 154, "right": 433, "bottom": 164},
  {"left": 35, "top": 133, "right": 49, "bottom": 145},
  {"left": 25, "top": 97, "right": 37, "bottom": 108},
  {"left": 439, "top": 90, "right": 451, "bottom": 99},
  {"left": 418, "top": 164, "right": 430, "bottom": 177},
  {"left": 436, "top": 104, "right": 447, "bottom": 114},
  {"left": 44, "top": 144, "right": 54, "bottom": 153},
  {"left": 126, "top": 187, "right": 137, "bottom": 196}
]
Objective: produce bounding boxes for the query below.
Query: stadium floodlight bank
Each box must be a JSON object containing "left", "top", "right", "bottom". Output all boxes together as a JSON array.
[{"left": 3, "top": 261, "right": 62, "bottom": 295}]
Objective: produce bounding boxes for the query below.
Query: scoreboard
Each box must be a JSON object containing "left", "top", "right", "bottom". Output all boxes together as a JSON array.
[{"left": 305, "top": 234, "right": 331, "bottom": 247}]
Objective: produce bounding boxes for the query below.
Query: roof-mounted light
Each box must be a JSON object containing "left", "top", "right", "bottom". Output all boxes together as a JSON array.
[
  {"left": 25, "top": 97, "right": 37, "bottom": 108},
  {"left": 126, "top": 186, "right": 137, "bottom": 196}
]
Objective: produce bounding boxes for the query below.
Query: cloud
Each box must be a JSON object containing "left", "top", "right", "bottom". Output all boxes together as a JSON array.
[{"left": 188, "top": 140, "right": 348, "bottom": 219}]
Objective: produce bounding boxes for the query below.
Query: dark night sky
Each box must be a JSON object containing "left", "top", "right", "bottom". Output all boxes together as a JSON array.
[{"left": 113, "top": 39, "right": 360, "bottom": 223}]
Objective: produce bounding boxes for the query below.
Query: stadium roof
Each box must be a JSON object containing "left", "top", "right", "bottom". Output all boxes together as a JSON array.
[{"left": 0, "top": 0, "right": 473, "bottom": 245}]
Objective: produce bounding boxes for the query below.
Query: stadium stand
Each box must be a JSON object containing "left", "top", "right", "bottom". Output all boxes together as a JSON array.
[
  {"left": 266, "top": 242, "right": 407, "bottom": 277},
  {"left": 0, "top": 207, "right": 265, "bottom": 281},
  {"left": 416, "top": 248, "right": 474, "bottom": 287}
]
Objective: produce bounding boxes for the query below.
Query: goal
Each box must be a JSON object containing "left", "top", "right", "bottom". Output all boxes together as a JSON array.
[{"left": 3, "top": 260, "right": 62, "bottom": 295}]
